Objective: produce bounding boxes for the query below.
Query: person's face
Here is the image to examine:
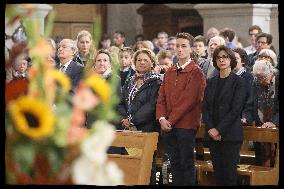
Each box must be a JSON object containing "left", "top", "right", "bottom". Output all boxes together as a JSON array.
[
  {"left": 135, "top": 53, "right": 153, "bottom": 73},
  {"left": 255, "top": 72, "right": 273, "bottom": 86},
  {"left": 256, "top": 37, "right": 271, "bottom": 52},
  {"left": 101, "top": 39, "right": 111, "bottom": 49},
  {"left": 257, "top": 54, "right": 273, "bottom": 64},
  {"left": 113, "top": 33, "right": 125, "bottom": 47},
  {"left": 216, "top": 50, "right": 231, "bottom": 71},
  {"left": 158, "top": 57, "right": 172, "bottom": 73},
  {"left": 136, "top": 43, "right": 144, "bottom": 50},
  {"left": 93, "top": 53, "right": 111, "bottom": 75},
  {"left": 193, "top": 41, "right": 207, "bottom": 56},
  {"left": 167, "top": 39, "right": 176, "bottom": 51},
  {"left": 57, "top": 40, "right": 75, "bottom": 60},
  {"left": 158, "top": 34, "right": 168, "bottom": 47},
  {"left": 119, "top": 51, "right": 132, "bottom": 68},
  {"left": 77, "top": 36, "right": 91, "bottom": 55},
  {"left": 176, "top": 38, "right": 192, "bottom": 60},
  {"left": 249, "top": 29, "right": 259, "bottom": 46},
  {"left": 233, "top": 52, "right": 243, "bottom": 72},
  {"left": 16, "top": 59, "right": 28, "bottom": 73},
  {"left": 209, "top": 38, "right": 219, "bottom": 56}
]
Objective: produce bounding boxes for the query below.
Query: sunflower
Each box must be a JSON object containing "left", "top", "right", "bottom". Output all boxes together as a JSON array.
[
  {"left": 45, "top": 68, "right": 71, "bottom": 94},
  {"left": 7, "top": 96, "right": 55, "bottom": 140},
  {"left": 85, "top": 74, "right": 111, "bottom": 104}
]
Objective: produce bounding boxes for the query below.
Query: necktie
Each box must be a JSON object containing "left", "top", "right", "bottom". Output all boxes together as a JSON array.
[{"left": 59, "top": 65, "right": 65, "bottom": 73}]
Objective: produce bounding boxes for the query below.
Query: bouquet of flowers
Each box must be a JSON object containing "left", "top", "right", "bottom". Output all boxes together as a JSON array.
[{"left": 5, "top": 4, "right": 123, "bottom": 185}]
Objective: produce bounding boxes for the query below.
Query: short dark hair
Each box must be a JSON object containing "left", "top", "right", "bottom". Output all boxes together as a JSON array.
[
  {"left": 94, "top": 49, "right": 112, "bottom": 63},
  {"left": 256, "top": 32, "right": 273, "bottom": 45},
  {"left": 194, "top": 35, "right": 207, "bottom": 46},
  {"left": 232, "top": 48, "right": 249, "bottom": 68},
  {"left": 212, "top": 45, "right": 237, "bottom": 71},
  {"left": 114, "top": 30, "right": 125, "bottom": 38},
  {"left": 220, "top": 28, "right": 235, "bottom": 42},
  {"left": 248, "top": 25, "right": 262, "bottom": 34},
  {"left": 176, "top": 32, "right": 194, "bottom": 47}
]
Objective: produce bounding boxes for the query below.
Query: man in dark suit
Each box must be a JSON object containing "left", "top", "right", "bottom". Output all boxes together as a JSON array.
[{"left": 56, "top": 38, "right": 84, "bottom": 93}]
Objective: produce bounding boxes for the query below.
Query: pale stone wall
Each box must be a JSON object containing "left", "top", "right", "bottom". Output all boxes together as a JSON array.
[
  {"left": 107, "top": 4, "right": 143, "bottom": 46},
  {"left": 194, "top": 4, "right": 279, "bottom": 54}
]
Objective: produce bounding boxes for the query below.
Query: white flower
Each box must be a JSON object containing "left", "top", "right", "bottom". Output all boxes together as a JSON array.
[
  {"left": 71, "top": 156, "right": 124, "bottom": 185},
  {"left": 81, "top": 121, "right": 116, "bottom": 164}
]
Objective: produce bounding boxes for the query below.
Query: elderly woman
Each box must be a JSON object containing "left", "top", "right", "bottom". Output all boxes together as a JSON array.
[
  {"left": 251, "top": 59, "right": 279, "bottom": 167},
  {"left": 202, "top": 45, "right": 246, "bottom": 185},
  {"left": 118, "top": 48, "right": 161, "bottom": 132},
  {"left": 198, "top": 36, "right": 226, "bottom": 79},
  {"left": 91, "top": 49, "right": 113, "bottom": 80},
  {"left": 74, "top": 30, "right": 93, "bottom": 66},
  {"left": 257, "top": 48, "right": 278, "bottom": 68},
  {"left": 117, "top": 48, "right": 161, "bottom": 184}
]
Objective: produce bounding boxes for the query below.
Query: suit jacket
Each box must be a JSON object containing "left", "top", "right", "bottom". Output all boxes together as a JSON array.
[
  {"left": 156, "top": 60, "right": 206, "bottom": 130},
  {"left": 56, "top": 60, "right": 84, "bottom": 93},
  {"left": 202, "top": 72, "right": 246, "bottom": 141}
]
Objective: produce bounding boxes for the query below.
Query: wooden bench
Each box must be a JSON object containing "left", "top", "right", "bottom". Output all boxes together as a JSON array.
[
  {"left": 195, "top": 126, "right": 279, "bottom": 185},
  {"left": 108, "top": 131, "right": 159, "bottom": 185}
]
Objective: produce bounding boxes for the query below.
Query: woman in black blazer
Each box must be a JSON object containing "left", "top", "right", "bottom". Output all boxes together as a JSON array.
[{"left": 202, "top": 45, "right": 246, "bottom": 185}]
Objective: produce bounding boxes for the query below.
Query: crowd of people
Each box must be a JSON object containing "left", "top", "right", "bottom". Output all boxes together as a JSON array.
[{"left": 5, "top": 25, "right": 279, "bottom": 186}]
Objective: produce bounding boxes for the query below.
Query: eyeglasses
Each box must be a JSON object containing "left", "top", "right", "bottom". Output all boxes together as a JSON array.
[
  {"left": 257, "top": 41, "right": 267, "bottom": 45},
  {"left": 216, "top": 55, "right": 229, "bottom": 60}
]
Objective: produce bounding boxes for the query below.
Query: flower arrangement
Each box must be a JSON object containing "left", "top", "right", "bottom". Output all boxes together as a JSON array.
[{"left": 5, "top": 4, "right": 123, "bottom": 185}]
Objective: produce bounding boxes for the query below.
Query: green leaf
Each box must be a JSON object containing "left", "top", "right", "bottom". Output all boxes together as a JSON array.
[
  {"left": 13, "top": 141, "right": 36, "bottom": 175},
  {"left": 44, "top": 10, "right": 55, "bottom": 38},
  {"left": 45, "top": 145, "right": 67, "bottom": 174}
]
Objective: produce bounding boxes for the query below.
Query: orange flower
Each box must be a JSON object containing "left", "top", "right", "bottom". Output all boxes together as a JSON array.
[{"left": 29, "top": 39, "right": 53, "bottom": 61}]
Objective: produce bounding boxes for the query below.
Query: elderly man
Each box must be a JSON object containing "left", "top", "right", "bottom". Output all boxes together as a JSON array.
[{"left": 56, "top": 38, "right": 84, "bottom": 93}]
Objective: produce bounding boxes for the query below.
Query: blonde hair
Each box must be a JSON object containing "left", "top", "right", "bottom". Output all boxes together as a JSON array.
[
  {"left": 252, "top": 59, "right": 276, "bottom": 76},
  {"left": 133, "top": 48, "right": 157, "bottom": 68},
  {"left": 76, "top": 30, "right": 92, "bottom": 42}
]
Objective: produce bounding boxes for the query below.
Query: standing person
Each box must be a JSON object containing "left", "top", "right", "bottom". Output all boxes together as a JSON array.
[
  {"left": 74, "top": 30, "right": 93, "bottom": 66},
  {"left": 206, "top": 27, "right": 220, "bottom": 43},
  {"left": 153, "top": 31, "right": 168, "bottom": 54},
  {"left": 219, "top": 27, "right": 236, "bottom": 49},
  {"left": 198, "top": 36, "right": 226, "bottom": 79},
  {"left": 243, "top": 25, "right": 262, "bottom": 55},
  {"left": 119, "top": 47, "right": 135, "bottom": 87},
  {"left": 167, "top": 36, "right": 178, "bottom": 64},
  {"left": 202, "top": 45, "right": 246, "bottom": 186},
  {"left": 251, "top": 59, "right": 279, "bottom": 167},
  {"left": 156, "top": 32, "right": 206, "bottom": 185},
  {"left": 56, "top": 39, "right": 84, "bottom": 93},
  {"left": 113, "top": 30, "right": 126, "bottom": 49},
  {"left": 117, "top": 48, "right": 161, "bottom": 184},
  {"left": 154, "top": 50, "right": 173, "bottom": 81},
  {"left": 193, "top": 35, "right": 208, "bottom": 61},
  {"left": 232, "top": 48, "right": 254, "bottom": 125},
  {"left": 98, "top": 33, "right": 111, "bottom": 50}
]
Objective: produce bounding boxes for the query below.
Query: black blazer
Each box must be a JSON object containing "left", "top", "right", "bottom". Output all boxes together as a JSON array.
[
  {"left": 56, "top": 60, "right": 84, "bottom": 92},
  {"left": 118, "top": 75, "right": 161, "bottom": 132},
  {"left": 202, "top": 72, "right": 246, "bottom": 142}
]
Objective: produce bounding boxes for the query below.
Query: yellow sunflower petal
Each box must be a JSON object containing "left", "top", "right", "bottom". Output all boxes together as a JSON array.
[
  {"left": 85, "top": 74, "right": 111, "bottom": 104},
  {"left": 7, "top": 96, "right": 55, "bottom": 140},
  {"left": 46, "top": 68, "right": 71, "bottom": 94}
]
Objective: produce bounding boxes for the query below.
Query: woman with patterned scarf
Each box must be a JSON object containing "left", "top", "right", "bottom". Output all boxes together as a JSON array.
[{"left": 118, "top": 48, "right": 161, "bottom": 132}]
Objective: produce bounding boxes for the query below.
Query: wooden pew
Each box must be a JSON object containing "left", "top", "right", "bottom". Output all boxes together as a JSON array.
[
  {"left": 195, "top": 126, "right": 279, "bottom": 185},
  {"left": 108, "top": 131, "right": 159, "bottom": 185}
]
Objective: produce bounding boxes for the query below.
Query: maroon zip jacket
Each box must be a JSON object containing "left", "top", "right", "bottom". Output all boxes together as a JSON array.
[{"left": 156, "top": 60, "right": 206, "bottom": 130}]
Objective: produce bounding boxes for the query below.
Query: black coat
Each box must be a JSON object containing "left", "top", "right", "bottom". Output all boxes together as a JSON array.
[
  {"left": 202, "top": 72, "right": 246, "bottom": 141},
  {"left": 118, "top": 75, "right": 161, "bottom": 132}
]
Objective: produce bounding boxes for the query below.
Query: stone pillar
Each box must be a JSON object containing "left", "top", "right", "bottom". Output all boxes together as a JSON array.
[
  {"left": 5, "top": 4, "right": 53, "bottom": 49},
  {"left": 194, "top": 4, "right": 278, "bottom": 52}
]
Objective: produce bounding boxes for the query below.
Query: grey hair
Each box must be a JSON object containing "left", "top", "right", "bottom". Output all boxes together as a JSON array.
[
  {"left": 252, "top": 59, "right": 276, "bottom": 76},
  {"left": 208, "top": 36, "right": 226, "bottom": 58},
  {"left": 61, "top": 39, "right": 78, "bottom": 55},
  {"left": 258, "top": 49, "right": 278, "bottom": 68}
]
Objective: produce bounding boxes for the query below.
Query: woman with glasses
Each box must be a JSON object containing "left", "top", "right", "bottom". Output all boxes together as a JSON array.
[
  {"left": 202, "top": 45, "right": 246, "bottom": 185},
  {"left": 251, "top": 59, "right": 279, "bottom": 167}
]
